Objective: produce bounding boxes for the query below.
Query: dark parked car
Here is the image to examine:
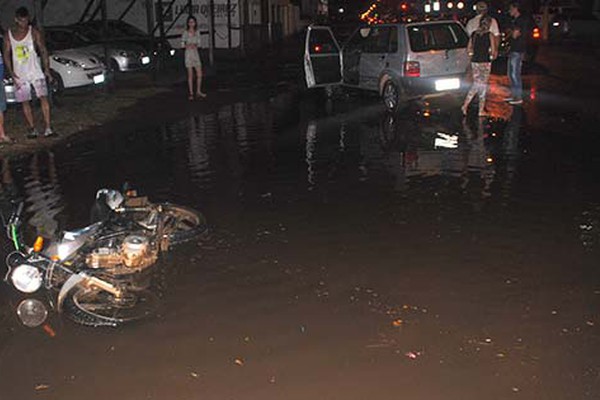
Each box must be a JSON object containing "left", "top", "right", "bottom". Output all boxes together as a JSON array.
[{"left": 70, "top": 20, "right": 175, "bottom": 60}]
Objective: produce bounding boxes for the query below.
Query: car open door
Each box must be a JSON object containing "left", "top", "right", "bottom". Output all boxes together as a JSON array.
[{"left": 304, "top": 26, "right": 343, "bottom": 88}]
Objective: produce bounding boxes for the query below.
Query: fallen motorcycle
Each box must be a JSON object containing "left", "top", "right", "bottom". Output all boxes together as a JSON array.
[{"left": 3, "top": 188, "right": 206, "bottom": 327}]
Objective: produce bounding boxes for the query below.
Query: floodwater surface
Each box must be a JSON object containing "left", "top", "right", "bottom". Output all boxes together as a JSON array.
[{"left": 0, "top": 81, "right": 599, "bottom": 400}]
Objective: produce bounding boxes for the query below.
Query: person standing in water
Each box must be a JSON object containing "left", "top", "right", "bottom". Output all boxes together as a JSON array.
[
  {"left": 462, "top": 16, "right": 497, "bottom": 116},
  {"left": 3, "top": 7, "right": 54, "bottom": 138},
  {"left": 181, "top": 15, "right": 206, "bottom": 100}
]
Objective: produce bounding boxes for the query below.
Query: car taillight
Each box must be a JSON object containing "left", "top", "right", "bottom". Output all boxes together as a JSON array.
[
  {"left": 404, "top": 61, "right": 420, "bottom": 77},
  {"left": 532, "top": 27, "right": 541, "bottom": 39},
  {"left": 314, "top": 45, "right": 322, "bottom": 53}
]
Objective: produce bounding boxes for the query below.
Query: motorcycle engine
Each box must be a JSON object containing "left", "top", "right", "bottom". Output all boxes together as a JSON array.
[
  {"left": 121, "top": 234, "right": 157, "bottom": 270},
  {"left": 86, "top": 234, "right": 157, "bottom": 272},
  {"left": 87, "top": 247, "right": 122, "bottom": 269}
]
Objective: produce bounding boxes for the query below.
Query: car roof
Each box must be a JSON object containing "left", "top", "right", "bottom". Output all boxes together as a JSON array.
[
  {"left": 404, "top": 19, "right": 463, "bottom": 27},
  {"left": 356, "top": 19, "right": 463, "bottom": 28}
]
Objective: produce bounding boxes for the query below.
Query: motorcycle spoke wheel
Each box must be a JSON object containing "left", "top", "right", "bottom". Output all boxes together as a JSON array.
[
  {"left": 66, "top": 288, "right": 158, "bottom": 326},
  {"left": 160, "top": 204, "right": 207, "bottom": 245}
]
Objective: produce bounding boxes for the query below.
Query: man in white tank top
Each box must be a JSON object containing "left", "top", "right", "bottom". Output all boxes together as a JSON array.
[{"left": 3, "top": 7, "right": 54, "bottom": 138}]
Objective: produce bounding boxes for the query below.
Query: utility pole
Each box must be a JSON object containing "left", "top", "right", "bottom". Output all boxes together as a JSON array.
[
  {"left": 101, "top": 0, "right": 109, "bottom": 72},
  {"left": 33, "top": 0, "right": 44, "bottom": 31},
  {"left": 227, "top": 0, "right": 232, "bottom": 49},
  {"left": 208, "top": 0, "right": 215, "bottom": 66},
  {"left": 145, "top": 0, "right": 157, "bottom": 80},
  {"left": 240, "top": 0, "right": 247, "bottom": 55},
  {"left": 541, "top": 0, "right": 550, "bottom": 41},
  {"left": 157, "top": 0, "right": 166, "bottom": 72}
]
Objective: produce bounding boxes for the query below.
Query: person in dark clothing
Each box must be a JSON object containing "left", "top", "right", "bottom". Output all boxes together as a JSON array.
[
  {"left": 505, "top": 2, "right": 528, "bottom": 105},
  {"left": 462, "top": 16, "right": 497, "bottom": 116}
]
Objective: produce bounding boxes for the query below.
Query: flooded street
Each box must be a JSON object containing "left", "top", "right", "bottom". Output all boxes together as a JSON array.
[{"left": 1, "top": 64, "right": 600, "bottom": 399}]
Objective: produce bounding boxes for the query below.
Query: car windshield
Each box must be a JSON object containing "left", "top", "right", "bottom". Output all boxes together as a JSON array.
[
  {"left": 78, "top": 21, "right": 146, "bottom": 40},
  {"left": 408, "top": 23, "right": 468, "bottom": 52},
  {"left": 45, "top": 29, "right": 92, "bottom": 51},
  {"left": 111, "top": 21, "right": 145, "bottom": 37}
]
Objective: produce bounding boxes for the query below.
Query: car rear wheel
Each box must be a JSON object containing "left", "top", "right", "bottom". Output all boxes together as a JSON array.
[{"left": 382, "top": 80, "right": 406, "bottom": 113}]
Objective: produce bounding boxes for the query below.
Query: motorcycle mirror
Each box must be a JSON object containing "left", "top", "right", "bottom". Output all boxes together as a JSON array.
[
  {"left": 6, "top": 251, "right": 27, "bottom": 269},
  {"left": 16, "top": 298, "right": 48, "bottom": 328}
]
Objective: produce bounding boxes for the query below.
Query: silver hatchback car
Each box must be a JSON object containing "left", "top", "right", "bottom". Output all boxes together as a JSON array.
[{"left": 304, "top": 20, "right": 470, "bottom": 111}]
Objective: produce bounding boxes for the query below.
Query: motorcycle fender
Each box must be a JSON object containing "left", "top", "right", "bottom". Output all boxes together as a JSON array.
[{"left": 57, "top": 273, "right": 86, "bottom": 312}]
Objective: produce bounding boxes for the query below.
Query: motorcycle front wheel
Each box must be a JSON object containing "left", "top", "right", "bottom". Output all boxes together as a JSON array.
[{"left": 63, "top": 287, "right": 159, "bottom": 327}]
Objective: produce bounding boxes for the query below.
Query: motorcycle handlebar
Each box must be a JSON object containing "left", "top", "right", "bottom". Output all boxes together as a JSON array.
[{"left": 15, "top": 202, "right": 24, "bottom": 219}]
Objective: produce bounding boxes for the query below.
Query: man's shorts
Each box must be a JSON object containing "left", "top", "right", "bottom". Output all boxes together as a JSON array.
[
  {"left": 0, "top": 80, "right": 6, "bottom": 113},
  {"left": 15, "top": 78, "right": 48, "bottom": 103}
]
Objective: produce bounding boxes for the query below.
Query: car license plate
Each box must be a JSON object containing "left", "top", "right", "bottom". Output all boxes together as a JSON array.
[
  {"left": 93, "top": 74, "right": 105, "bottom": 84},
  {"left": 435, "top": 78, "right": 460, "bottom": 91},
  {"left": 141, "top": 56, "right": 151, "bottom": 65}
]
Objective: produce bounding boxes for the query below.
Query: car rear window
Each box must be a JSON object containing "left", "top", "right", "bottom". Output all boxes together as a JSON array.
[{"left": 408, "top": 23, "right": 468, "bottom": 52}]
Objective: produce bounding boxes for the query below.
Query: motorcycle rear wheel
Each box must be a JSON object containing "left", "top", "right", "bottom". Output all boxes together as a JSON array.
[
  {"left": 159, "top": 204, "right": 207, "bottom": 245},
  {"left": 63, "top": 287, "right": 159, "bottom": 327}
]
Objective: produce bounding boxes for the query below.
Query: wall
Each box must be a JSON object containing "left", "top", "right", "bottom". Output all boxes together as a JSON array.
[{"left": 0, "top": 0, "right": 300, "bottom": 49}]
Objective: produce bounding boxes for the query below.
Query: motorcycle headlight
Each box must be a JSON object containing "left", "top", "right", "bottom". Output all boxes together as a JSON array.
[
  {"left": 11, "top": 264, "right": 43, "bottom": 293},
  {"left": 17, "top": 298, "right": 48, "bottom": 327},
  {"left": 53, "top": 56, "right": 82, "bottom": 68}
]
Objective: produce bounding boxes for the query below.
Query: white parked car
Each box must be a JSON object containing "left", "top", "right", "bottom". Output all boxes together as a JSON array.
[
  {"left": 46, "top": 26, "right": 152, "bottom": 73},
  {"left": 48, "top": 48, "right": 106, "bottom": 91}
]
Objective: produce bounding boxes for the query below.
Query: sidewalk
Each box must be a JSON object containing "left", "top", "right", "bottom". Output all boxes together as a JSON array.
[{"left": 0, "top": 36, "right": 304, "bottom": 156}]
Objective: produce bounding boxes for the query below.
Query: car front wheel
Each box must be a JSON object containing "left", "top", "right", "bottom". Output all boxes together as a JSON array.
[{"left": 50, "top": 70, "right": 64, "bottom": 94}]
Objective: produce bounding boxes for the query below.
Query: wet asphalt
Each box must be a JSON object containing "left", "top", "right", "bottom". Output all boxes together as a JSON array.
[{"left": 0, "top": 42, "right": 599, "bottom": 399}]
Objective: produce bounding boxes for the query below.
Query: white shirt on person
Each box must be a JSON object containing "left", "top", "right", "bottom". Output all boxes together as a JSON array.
[
  {"left": 466, "top": 14, "right": 500, "bottom": 37},
  {"left": 8, "top": 27, "right": 45, "bottom": 82}
]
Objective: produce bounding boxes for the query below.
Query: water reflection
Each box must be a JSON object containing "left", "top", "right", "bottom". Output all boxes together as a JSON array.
[
  {"left": 24, "top": 151, "right": 64, "bottom": 239},
  {"left": 300, "top": 101, "right": 530, "bottom": 210},
  {"left": 0, "top": 90, "right": 592, "bottom": 345},
  {"left": 0, "top": 157, "right": 18, "bottom": 217},
  {"left": 0, "top": 95, "right": 530, "bottom": 242}
]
